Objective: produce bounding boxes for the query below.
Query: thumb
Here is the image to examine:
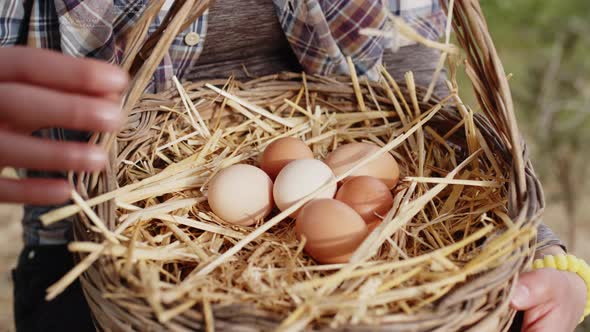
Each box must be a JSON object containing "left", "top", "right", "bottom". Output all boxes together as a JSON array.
[{"left": 510, "top": 270, "right": 555, "bottom": 310}]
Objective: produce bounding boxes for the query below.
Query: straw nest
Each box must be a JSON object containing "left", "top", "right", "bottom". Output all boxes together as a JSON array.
[{"left": 40, "top": 0, "right": 544, "bottom": 331}]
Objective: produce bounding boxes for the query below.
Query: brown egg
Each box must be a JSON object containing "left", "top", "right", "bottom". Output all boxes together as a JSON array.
[
  {"left": 324, "top": 142, "right": 400, "bottom": 189},
  {"left": 208, "top": 164, "right": 273, "bottom": 226},
  {"left": 260, "top": 137, "right": 314, "bottom": 179},
  {"left": 295, "top": 199, "right": 368, "bottom": 264},
  {"left": 367, "top": 221, "right": 381, "bottom": 234},
  {"left": 335, "top": 176, "right": 393, "bottom": 224}
]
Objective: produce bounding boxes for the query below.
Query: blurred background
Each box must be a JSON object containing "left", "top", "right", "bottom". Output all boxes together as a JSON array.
[
  {"left": 0, "top": 1, "right": 589, "bottom": 331},
  {"left": 478, "top": 1, "right": 590, "bottom": 330},
  {"left": 475, "top": 1, "right": 590, "bottom": 255},
  {"left": 478, "top": 0, "right": 590, "bottom": 252}
]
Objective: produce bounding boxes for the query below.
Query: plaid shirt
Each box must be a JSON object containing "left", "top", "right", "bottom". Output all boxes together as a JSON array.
[
  {"left": 275, "top": 0, "right": 444, "bottom": 80},
  {"left": 0, "top": 0, "right": 444, "bottom": 245}
]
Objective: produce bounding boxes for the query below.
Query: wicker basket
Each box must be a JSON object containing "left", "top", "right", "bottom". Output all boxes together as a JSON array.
[{"left": 42, "top": 0, "right": 544, "bottom": 331}]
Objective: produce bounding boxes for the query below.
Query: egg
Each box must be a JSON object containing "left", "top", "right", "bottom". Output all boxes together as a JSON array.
[
  {"left": 260, "top": 137, "right": 314, "bottom": 179},
  {"left": 207, "top": 164, "right": 273, "bottom": 226},
  {"left": 324, "top": 142, "right": 400, "bottom": 189},
  {"left": 367, "top": 221, "right": 381, "bottom": 234},
  {"left": 335, "top": 176, "right": 394, "bottom": 224},
  {"left": 295, "top": 199, "right": 368, "bottom": 264},
  {"left": 273, "top": 159, "right": 337, "bottom": 217}
]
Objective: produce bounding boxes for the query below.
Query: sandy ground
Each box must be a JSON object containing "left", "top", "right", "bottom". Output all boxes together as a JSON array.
[{"left": 0, "top": 166, "right": 588, "bottom": 331}]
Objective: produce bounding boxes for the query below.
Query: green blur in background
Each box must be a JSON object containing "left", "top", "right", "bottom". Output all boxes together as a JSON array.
[{"left": 468, "top": 2, "right": 590, "bottom": 330}]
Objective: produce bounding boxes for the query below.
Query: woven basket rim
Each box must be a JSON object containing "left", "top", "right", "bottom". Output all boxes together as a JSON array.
[
  {"left": 72, "top": 73, "right": 542, "bottom": 331},
  {"left": 44, "top": 0, "right": 545, "bottom": 331}
]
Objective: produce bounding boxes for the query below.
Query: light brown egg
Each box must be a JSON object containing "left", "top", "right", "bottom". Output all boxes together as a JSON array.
[
  {"left": 207, "top": 164, "right": 273, "bottom": 226},
  {"left": 324, "top": 142, "right": 400, "bottom": 189},
  {"left": 335, "top": 176, "right": 394, "bottom": 224},
  {"left": 295, "top": 199, "right": 368, "bottom": 264},
  {"left": 273, "top": 159, "right": 337, "bottom": 218},
  {"left": 367, "top": 221, "right": 381, "bottom": 234},
  {"left": 260, "top": 137, "right": 314, "bottom": 179}
]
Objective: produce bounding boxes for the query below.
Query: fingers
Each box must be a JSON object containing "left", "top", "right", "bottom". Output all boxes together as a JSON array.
[
  {"left": 0, "top": 130, "right": 108, "bottom": 172},
  {"left": 520, "top": 299, "right": 581, "bottom": 332},
  {"left": 520, "top": 303, "right": 557, "bottom": 332},
  {"left": 0, "top": 47, "right": 123, "bottom": 206},
  {"left": 513, "top": 269, "right": 586, "bottom": 332},
  {"left": 511, "top": 269, "right": 560, "bottom": 310},
  {"left": 0, "top": 47, "right": 129, "bottom": 95},
  {"left": 0, "top": 83, "right": 123, "bottom": 132},
  {"left": 0, "top": 177, "right": 71, "bottom": 205}
]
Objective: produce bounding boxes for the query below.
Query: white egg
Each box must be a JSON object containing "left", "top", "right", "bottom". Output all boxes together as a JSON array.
[
  {"left": 208, "top": 164, "right": 273, "bottom": 226},
  {"left": 273, "top": 159, "right": 337, "bottom": 217}
]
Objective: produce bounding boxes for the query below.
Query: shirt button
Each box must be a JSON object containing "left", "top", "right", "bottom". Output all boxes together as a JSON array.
[{"left": 184, "top": 32, "right": 200, "bottom": 46}]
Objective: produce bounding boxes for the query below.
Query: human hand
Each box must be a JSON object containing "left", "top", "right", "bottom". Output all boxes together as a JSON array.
[
  {"left": 0, "top": 47, "right": 129, "bottom": 205},
  {"left": 511, "top": 248, "right": 587, "bottom": 332}
]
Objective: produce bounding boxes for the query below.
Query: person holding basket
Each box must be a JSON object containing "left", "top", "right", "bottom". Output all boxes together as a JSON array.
[{"left": 0, "top": 1, "right": 586, "bottom": 331}]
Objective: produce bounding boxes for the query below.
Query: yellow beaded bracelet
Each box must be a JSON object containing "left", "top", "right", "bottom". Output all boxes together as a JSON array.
[{"left": 532, "top": 254, "right": 590, "bottom": 323}]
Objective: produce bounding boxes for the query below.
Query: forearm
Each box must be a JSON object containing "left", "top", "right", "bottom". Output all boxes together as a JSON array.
[
  {"left": 535, "top": 223, "right": 566, "bottom": 259},
  {"left": 535, "top": 244, "right": 566, "bottom": 259}
]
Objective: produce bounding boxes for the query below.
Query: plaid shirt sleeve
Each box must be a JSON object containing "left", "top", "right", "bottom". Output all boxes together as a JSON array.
[
  {"left": 5, "top": 0, "right": 208, "bottom": 93},
  {"left": 0, "top": 0, "right": 26, "bottom": 46},
  {"left": 388, "top": 0, "right": 446, "bottom": 42},
  {"left": 274, "top": 0, "right": 445, "bottom": 80}
]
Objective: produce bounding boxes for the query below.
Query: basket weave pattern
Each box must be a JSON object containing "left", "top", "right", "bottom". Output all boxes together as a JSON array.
[{"left": 60, "top": 1, "right": 544, "bottom": 331}]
